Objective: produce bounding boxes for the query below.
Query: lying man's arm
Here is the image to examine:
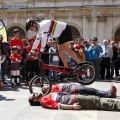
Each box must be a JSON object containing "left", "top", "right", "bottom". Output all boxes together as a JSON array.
[{"left": 60, "top": 103, "right": 82, "bottom": 110}]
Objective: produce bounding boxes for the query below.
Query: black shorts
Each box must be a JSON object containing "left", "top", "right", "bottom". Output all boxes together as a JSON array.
[{"left": 58, "top": 25, "right": 72, "bottom": 45}]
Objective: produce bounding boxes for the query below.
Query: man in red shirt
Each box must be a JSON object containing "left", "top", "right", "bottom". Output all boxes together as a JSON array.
[
  {"left": 10, "top": 29, "right": 23, "bottom": 55},
  {"left": 28, "top": 90, "right": 120, "bottom": 111}
]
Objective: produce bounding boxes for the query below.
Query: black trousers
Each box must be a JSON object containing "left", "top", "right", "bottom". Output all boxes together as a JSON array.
[{"left": 100, "top": 57, "right": 110, "bottom": 79}]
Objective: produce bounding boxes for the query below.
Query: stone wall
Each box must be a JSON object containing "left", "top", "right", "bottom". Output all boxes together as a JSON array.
[{"left": 0, "top": 0, "right": 120, "bottom": 43}]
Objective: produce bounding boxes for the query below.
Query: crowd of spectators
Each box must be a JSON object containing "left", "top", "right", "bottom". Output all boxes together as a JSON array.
[{"left": 0, "top": 28, "right": 120, "bottom": 88}]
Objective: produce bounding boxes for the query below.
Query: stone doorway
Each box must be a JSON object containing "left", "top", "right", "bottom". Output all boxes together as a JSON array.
[
  {"left": 114, "top": 28, "right": 120, "bottom": 44},
  {"left": 7, "top": 26, "right": 26, "bottom": 41},
  {"left": 69, "top": 25, "right": 80, "bottom": 40}
]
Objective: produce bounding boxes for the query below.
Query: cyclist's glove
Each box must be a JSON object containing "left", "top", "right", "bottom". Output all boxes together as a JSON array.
[
  {"left": 40, "top": 48, "right": 45, "bottom": 52},
  {"left": 28, "top": 49, "right": 35, "bottom": 58}
]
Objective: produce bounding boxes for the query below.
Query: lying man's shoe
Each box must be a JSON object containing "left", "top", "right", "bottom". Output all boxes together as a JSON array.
[{"left": 110, "top": 84, "right": 117, "bottom": 98}]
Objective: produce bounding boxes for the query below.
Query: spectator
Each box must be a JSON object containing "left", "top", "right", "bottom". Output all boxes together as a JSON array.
[
  {"left": 48, "top": 40, "right": 59, "bottom": 81},
  {"left": 10, "top": 46, "right": 22, "bottom": 87},
  {"left": 25, "top": 37, "right": 40, "bottom": 85},
  {"left": 84, "top": 41, "right": 91, "bottom": 61},
  {"left": 0, "top": 35, "right": 7, "bottom": 85},
  {"left": 100, "top": 39, "right": 113, "bottom": 80},
  {"left": 89, "top": 37, "right": 103, "bottom": 79},
  {"left": 110, "top": 41, "right": 119, "bottom": 79},
  {"left": 41, "top": 38, "right": 52, "bottom": 76},
  {"left": 10, "top": 29, "right": 23, "bottom": 55}
]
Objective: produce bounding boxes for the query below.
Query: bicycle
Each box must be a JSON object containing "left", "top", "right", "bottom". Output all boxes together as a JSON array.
[{"left": 29, "top": 59, "right": 96, "bottom": 96}]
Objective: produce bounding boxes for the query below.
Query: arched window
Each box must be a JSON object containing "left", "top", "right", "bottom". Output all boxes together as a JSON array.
[
  {"left": 115, "top": 28, "right": 120, "bottom": 36},
  {"left": 69, "top": 25, "right": 80, "bottom": 38},
  {"left": 7, "top": 26, "right": 26, "bottom": 39}
]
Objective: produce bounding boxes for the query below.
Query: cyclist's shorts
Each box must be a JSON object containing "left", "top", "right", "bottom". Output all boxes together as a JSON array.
[{"left": 58, "top": 25, "right": 72, "bottom": 45}]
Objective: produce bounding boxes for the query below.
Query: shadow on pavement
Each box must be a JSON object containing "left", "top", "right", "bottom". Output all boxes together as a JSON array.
[{"left": 0, "top": 95, "right": 15, "bottom": 101}]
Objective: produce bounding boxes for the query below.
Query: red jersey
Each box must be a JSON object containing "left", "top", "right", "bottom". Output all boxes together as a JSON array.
[
  {"left": 26, "top": 45, "right": 39, "bottom": 61},
  {"left": 10, "top": 53, "right": 22, "bottom": 62},
  {"left": 40, "top": 92, "right": 76, "bottom": 109},
  {"left": 10, "top": 38, "right": 23, "bottom": 50}
]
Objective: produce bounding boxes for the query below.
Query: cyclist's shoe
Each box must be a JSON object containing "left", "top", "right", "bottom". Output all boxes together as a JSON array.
[
  {"left": 73, "top": 63, "right": 83, "bottom": 74},
  {"left": 110, "top": 84, "right": 117, "bottom": 98}
]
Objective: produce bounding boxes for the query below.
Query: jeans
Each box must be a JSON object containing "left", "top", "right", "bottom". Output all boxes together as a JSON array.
[
  {"left": 76, "top": 85, "right": 112, "bottom": 98},
  {"left": 49, "top": 61, "right": 59, "bottom": 81}
]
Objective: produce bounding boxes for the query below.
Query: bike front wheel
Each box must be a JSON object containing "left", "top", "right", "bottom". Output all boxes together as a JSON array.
[
  {"left": 75, "top": 61, "right": 96, "bottom": 85},
  {"left": 29, "top": 75, "right": 52, "bottom": 96}
]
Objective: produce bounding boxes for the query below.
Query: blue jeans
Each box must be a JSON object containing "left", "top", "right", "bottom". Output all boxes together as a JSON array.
[{"left": 49, "top": 61, "right": 59, "bottom": 81}]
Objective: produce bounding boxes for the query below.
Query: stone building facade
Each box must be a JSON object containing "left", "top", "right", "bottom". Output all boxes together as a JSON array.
[{"left": 0, "top": 0, "right": 120, "bottom": 43}]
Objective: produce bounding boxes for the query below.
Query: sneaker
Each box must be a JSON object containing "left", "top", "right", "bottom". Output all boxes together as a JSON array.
[
  {"left": 16, "top": 83, "right": 21, "bottom": 86},
  {"left": 110, "top": 84, "right": 117, "bottom": 98},
  {"left": 11, "top": 83, "right": 15, "bottom": 88},
  {"left": 73, "top": 63, "right": 83, "bottom": 74},
  {"left": 25, "top": 80, "right": 29, "bottom": 86}
]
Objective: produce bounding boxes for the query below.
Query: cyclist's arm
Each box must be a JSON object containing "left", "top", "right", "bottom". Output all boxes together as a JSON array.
[{"left": 41, "top": 32, "right": 48, "bottom": 49}]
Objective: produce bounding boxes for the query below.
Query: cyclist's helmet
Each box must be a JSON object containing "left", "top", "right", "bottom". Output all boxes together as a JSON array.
[{"left": 25, "top": 18, "right": 37, "bottom": 31}]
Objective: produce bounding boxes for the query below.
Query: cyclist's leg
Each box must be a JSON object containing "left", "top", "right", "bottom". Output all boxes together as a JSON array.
[{"left": 58, "top": 25, "right": 81, "bottom": 68}]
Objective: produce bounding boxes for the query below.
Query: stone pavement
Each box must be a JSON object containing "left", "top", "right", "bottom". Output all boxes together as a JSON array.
[{"left": 0, "top": 80, "right": 120, "bottom": 120}]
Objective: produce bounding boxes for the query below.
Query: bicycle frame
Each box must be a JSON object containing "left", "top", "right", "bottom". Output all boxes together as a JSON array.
[{"left": 41, "top": 62, "right": 86, "bottom": 76}]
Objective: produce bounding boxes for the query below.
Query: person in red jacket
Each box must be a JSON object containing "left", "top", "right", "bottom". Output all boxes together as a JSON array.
[
  {"left": 28, "top": 91, "right": 120, "bottom": 111},
  {"left": 25, "top": 37, "right": 40, "bottom": 85},
  {"left": 10, "top": 46, "right": 22, "bottom": 87},
  {"left": 42, "top": 83, "right": 117, "bottom": 98},
  {"left": 10, "top": 29, "right": 23, "bottom": 55}
]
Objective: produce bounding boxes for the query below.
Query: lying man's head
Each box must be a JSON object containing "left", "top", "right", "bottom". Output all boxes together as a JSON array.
[
  {"left": 41, "top": 85, "right": 50, "bottom": 94},
  {"left": 28, "top": 93, "right": 42, "bottom": 106}
]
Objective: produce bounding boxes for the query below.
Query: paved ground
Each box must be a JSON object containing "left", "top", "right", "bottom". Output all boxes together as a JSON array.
[{"left": 0, "top": 79, "right": 120, "bottom": 120}]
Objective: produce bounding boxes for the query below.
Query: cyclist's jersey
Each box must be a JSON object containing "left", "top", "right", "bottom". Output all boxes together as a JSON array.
[
  {"left": 51, "top": 83, "right": 78, "bottom": 94},
  {"left": 40, "top": 92, "right": 76, "bottom": 109},
  {"left": 32, "top": 20, "right": 67, "bottom": 50}
]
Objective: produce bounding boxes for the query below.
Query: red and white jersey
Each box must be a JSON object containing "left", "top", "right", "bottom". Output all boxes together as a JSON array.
[
  {"left": 32, "top": 20, "right": 67, "bottom": 49},
  {"left": 51, "top": 83, "right": 78, "bottom": 94},
  {"left": 40, "top": 92, "right": 76, "bottom": 109},
  {"left": 10, "top": 53, "right": 22, "bottom": 63}
]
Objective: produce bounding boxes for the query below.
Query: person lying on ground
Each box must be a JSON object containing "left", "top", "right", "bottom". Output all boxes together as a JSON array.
[
  {"left": 28, "top": 89, "right": 120, "bottom": 111},
  {"left": 42, "top": 83, "right": 117, "bottom": 98}
]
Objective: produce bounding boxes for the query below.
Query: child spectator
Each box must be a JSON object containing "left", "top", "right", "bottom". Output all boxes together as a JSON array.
[{"left": 10, "top": 46, "right": 22, "bottom": 87}]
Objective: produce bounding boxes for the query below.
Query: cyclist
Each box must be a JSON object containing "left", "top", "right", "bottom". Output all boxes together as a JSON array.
[{"left": 25, "top": 19, "right": 81, "bottom": 69}]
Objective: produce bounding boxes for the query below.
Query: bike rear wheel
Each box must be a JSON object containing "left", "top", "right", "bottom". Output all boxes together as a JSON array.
[
  {"left": 75, "top": 61, "right": 96, "bottom": 85},
  {"left": 29, "top": 75, "right": 52, "bottom": 96}
]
